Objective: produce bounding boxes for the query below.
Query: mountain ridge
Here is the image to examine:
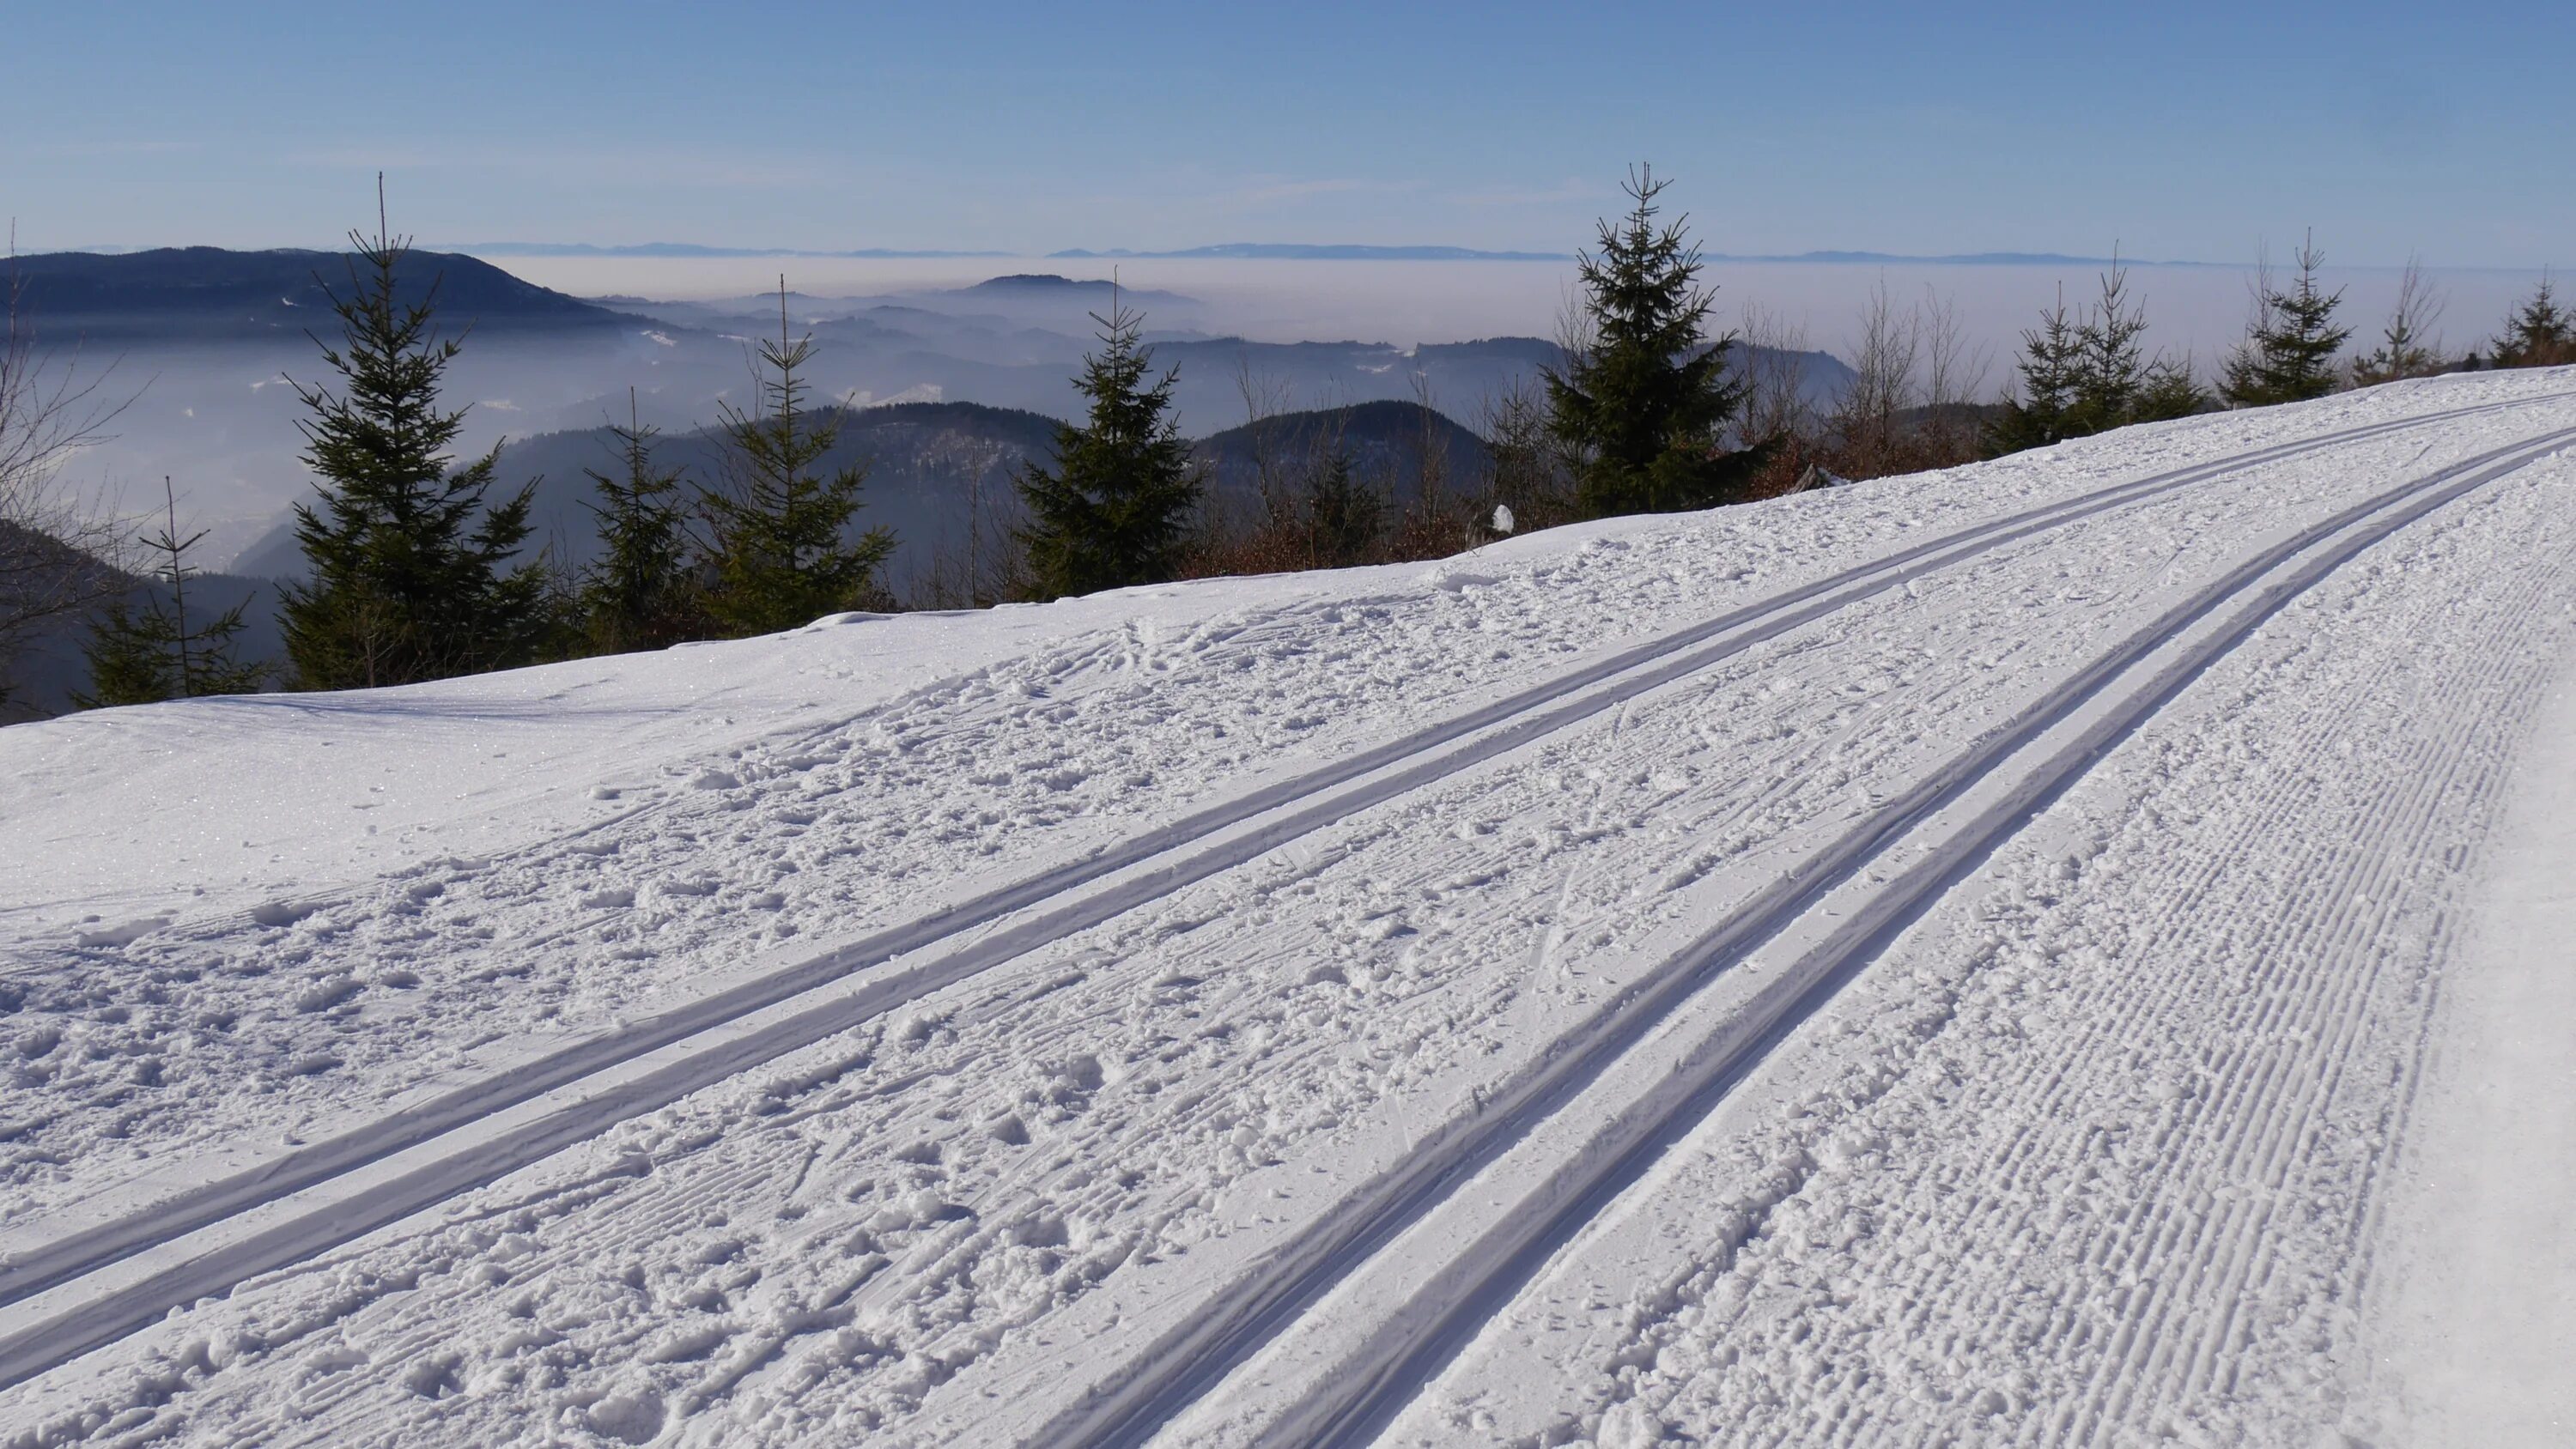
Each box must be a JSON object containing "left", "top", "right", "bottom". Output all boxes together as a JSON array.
[{"left": 5, "top": 246, "right": 649, "bottom": 339}]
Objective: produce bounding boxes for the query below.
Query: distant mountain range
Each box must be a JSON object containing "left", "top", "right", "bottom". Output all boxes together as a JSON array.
[
  {"left": 4, "top": 246, "right": 646, "bottom": 340},
  {"left": 440, "top": 242, "right": 2216, "bottom": 267},
  {"left": 1706, "top": 250, "right": 2217, "bottom": 268},
  {"left": 1048, "top": 245, "right": 1577, "bottom": 262},
  {"left": 54, "top": 241, "right": 2244, "bottom": 269},
  {"left": 437, "top": 243, "right": 1017, "bottom": 258}
]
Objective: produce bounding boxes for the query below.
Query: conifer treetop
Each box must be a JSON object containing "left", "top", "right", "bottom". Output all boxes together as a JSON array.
[
  {"left": 1014, "top": 276, "right": 1203, "bottom": 599},
  {"left": 700, "top": 278, "right": 891, "bottom": 636},
  {"left": 2491, "top": 271, "right": 2576, "bottom": 368},
  {"left": 2221, "top": 233, "right": 2351, "bottom": 408},
  {"left": 277, "top": 178, "right": 544, "bottom": 689},
  {"left": 1544, "top": 165, "right": 1761, "bottom": 517}
]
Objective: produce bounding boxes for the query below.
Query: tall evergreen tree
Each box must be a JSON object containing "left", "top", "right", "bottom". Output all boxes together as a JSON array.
[
  {"left": 78, "top": 477, "right": 266, "bottom": 706},
  {"left": 1988, "top": 288, "right": 2083, "bottom": 453},
  {"left": 701, "top": 283, "right": 893, "bottom": 636},
  {"left": 580, "top": 390, "right": 702, "bottom": 652},
  {"left": 1016, "top": 289, "right": 1203, "bottom": 597},
  {"left": 2489, "top": 274, "right": 2576, "bottom": 368},
  {"left": 2221, "top": 235, "right": 2352, "bottom": 406},
  {"left": 1545, "top": 167, "right": 1764, "bottom": 518},
  {"left": 277, "top": 191, "right": 545, "bottom": 688}
]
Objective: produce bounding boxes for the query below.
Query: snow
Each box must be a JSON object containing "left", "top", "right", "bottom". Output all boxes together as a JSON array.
[
  {"left": 3, "top": 368, "right": 2575, "bottom": 1446},
  {"left": 2358, "top": 668, "right": 2576, "bottom": 1446}
]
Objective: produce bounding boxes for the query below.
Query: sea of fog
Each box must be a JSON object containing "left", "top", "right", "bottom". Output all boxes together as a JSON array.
[
  {"left": 489, "top": 252, "right": 2548, "bottom": 378},
  {"left": 40, "top": 253, "right": 2556, "bottom": 573}
]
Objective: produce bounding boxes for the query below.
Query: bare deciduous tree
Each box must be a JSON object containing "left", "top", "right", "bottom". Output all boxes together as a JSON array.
[
  {"left": 2352, "top": 256, "right": 2449, "bottom": 385},
  {"left": 1917, "top": 287, "right": 1991, "bottom": 460},
  {"left": 1233, "top": 355, "right": 1297, "bottom": 531},
  {"left": 1, "top": 226, "right": 137, "bottom": 704},
  {"left": 1733, "top": 302, "right": 1814, "bottom": 449},
  {"left": 1830, "top": 277, "right": 1923, "bottom": 474},
  {"left": 1474, "top": 375, "right": 1571, "bottom": 531}
]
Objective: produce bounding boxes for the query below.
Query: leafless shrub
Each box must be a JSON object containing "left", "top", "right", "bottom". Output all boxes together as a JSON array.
[
  {"left": 1733, "top": 303, "right": 1814, "bottom": 449},
  {"left": 904, "top": 463, "right": 1032, "bottom": 609}
]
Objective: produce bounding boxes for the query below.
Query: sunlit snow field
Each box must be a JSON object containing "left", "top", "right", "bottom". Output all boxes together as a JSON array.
[{"left": 5, "top": 370, "right": 2575, "bottom": 1447}]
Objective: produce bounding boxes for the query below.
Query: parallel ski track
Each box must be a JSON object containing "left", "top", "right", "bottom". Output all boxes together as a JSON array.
[
  {"left": 0, "top": 395, "right": 2561, "bottom": 1395},
  {"left": 1036, "top": 421, "right": 2576, "bottom": 1449}
]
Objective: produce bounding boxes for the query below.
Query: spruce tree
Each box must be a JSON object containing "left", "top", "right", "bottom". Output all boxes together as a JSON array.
[
  {"left": 1016, "top": 289, "right": 1203, "bottom": 597},
  {"left": 2221, "top": 235, "right": 2352, "bottom": 406},
  {"left": 77, "top": 478, "right": 266, "bottom": 706},
  {"left": 1991, "top": 266, "right": 2205, "bottom": 457},
  {"left": 1545, "top": 167, "right": 1763, "bottom": 518},
  {"left": 2067, "top": 261, "right": 2148, "bottom": 434},
  {"left": 2353, "top": 315, "right": 2440, "bottom": 383},
  {"left": 580, "top": 390, "right": 702, "bottom": 652},
  {"left": 277, "top": 194, "right": 545, "bottom": 688},
  {"left": 1303, "top": 448, "right": 1383, "bottom": 567},
  {"left": 2131, "top": 358, "right": 2209, "bottom": 421},
  {"left": 701, "top": 283, "right": 893, "bottom": 636},
  {"left": 2489, "top": 275, "right": 2576, "bottom": 368},
  {"left": 1988, "top": 288, "right": 2083, "bottom": 453}
]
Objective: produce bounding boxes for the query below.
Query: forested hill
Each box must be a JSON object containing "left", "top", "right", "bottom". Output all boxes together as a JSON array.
[{"left": 5, "top": 247, "right": 641, "bottom": 341}]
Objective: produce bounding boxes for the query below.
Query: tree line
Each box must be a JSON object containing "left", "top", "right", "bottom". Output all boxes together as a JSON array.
[{"left": 21, "top": 173, "right": 2576, "bottom": 710}]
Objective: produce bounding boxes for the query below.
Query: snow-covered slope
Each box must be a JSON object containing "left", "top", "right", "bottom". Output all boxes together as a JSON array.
[{"left": 3, "top": 370, "right": 2573, "bottom": 1447}]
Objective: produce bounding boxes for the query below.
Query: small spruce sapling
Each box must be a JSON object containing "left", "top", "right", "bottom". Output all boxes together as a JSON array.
[
  {"left": 1988, "top": 287, "right": 2084, "bottom": 453},
  {"left": 2488, "top": 273, "right": 2576, "bottom": 369},
  {"left": 1302, "top": 447, "right": 1383, "bottom": 568},
  {"left": 2352, "top": 258, "right": 2449, "bottom": 385},
  {"left": 78, "top": 477, "right": 266, "bottom": 706},
  {"left": 2221, "top": 234, "right": 2352, "bottom": 407}
]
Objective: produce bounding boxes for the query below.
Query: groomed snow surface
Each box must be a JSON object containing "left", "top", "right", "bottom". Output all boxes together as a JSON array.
[{"left": 3, "top": 369, "right": 2573, "bottom": 1447}]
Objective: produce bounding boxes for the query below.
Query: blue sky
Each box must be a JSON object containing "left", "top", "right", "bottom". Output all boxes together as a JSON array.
[{"left": 6, "top": 1, "right": 2570, "bottom": 266}]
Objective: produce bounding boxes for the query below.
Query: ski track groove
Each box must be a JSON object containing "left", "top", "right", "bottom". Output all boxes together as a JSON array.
[
  {"left": 1845, "top": 580, "right": 2524, "bottom": 1449},
  {"left": 6, "top": 397, "right": 2553, "bottom": 1397},
  {"left": 2034, "top": 532, "right": 2552, "bottom": 1446},
  {"left": 1509, "top": 472, "right": 2575, "bottom": 1449},
  {"left": 2118, "top": 543, "right": 2558, "bottom": 1441},
  {"left": 1071, "top": 424, "right": 2576, "bottom": 1449}
]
